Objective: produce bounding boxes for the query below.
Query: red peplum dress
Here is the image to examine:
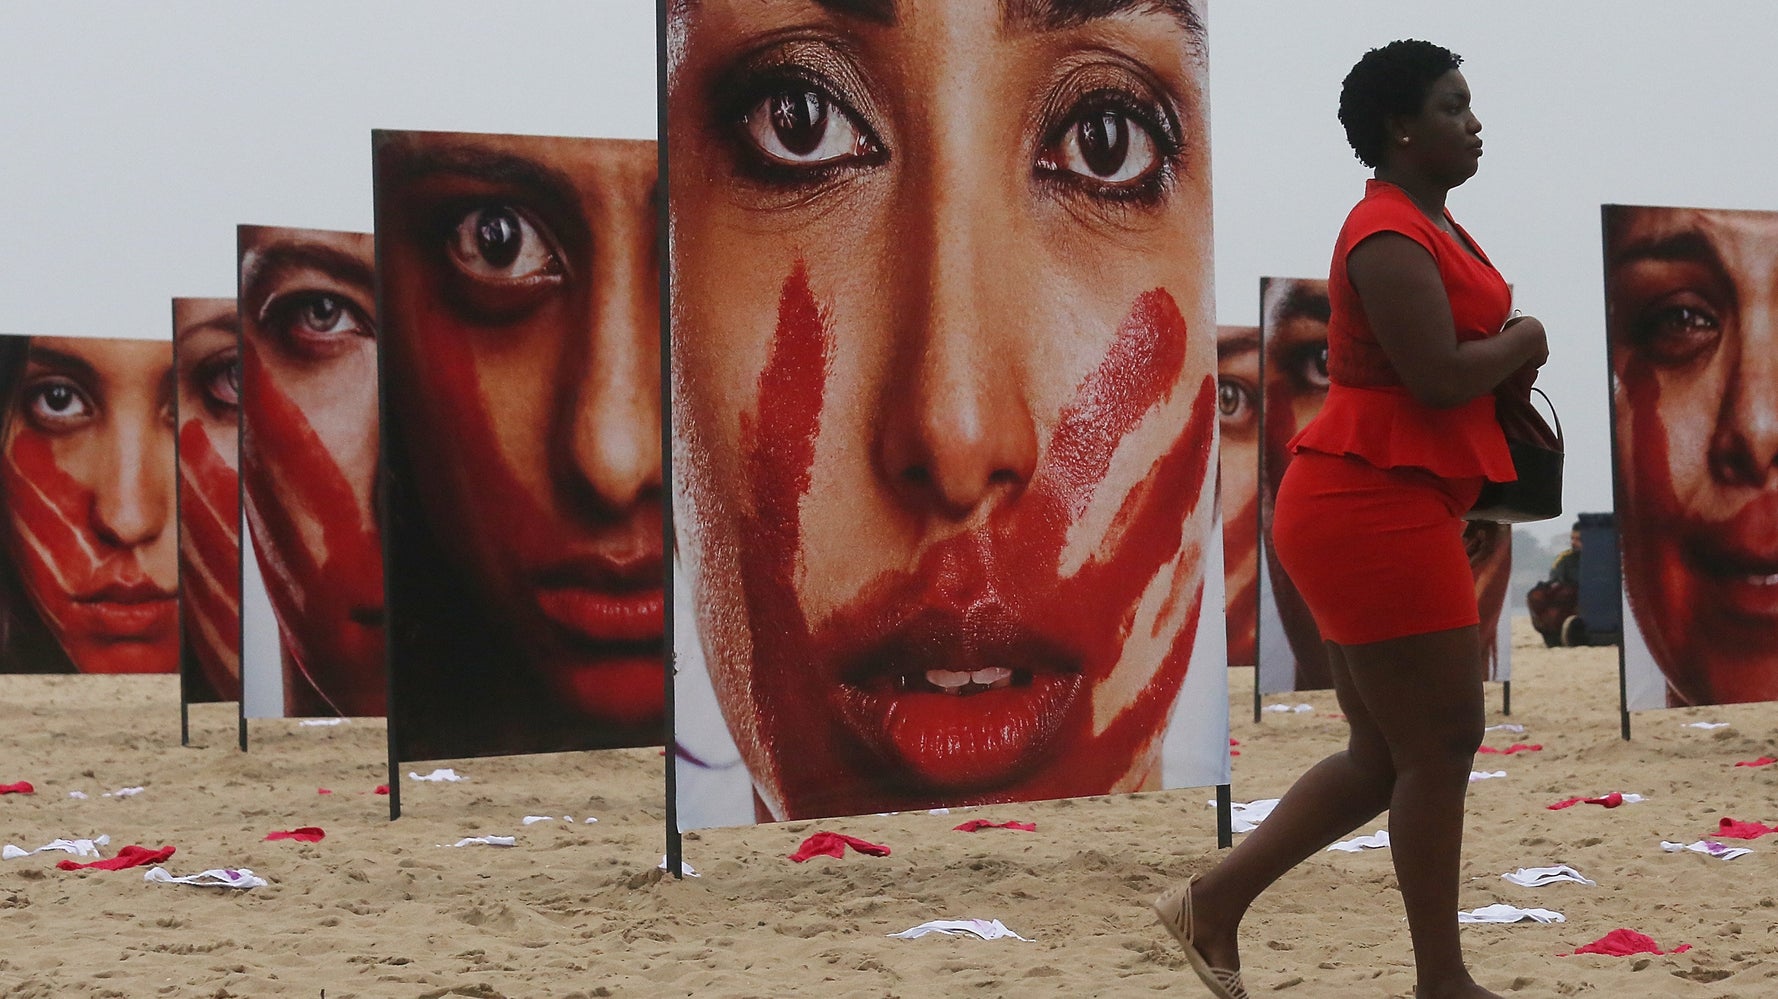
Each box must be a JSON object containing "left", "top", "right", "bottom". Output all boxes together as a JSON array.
[{"left": 1270, "top": 179, "right": 1515, "bottom": 645}]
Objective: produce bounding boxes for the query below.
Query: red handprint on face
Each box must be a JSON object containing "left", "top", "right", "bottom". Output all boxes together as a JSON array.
[
  {"left": 241, "top": 349, "right": 386, "bottom": 717},
  {"left": 178, "top": 419, "right": 242, "bottom": 698},
  {"left": 723, "top": 264, "right": 1214, "bottom": 818},
  {"left": 3, "top": 431, "right": 178, "bottom": 674}
]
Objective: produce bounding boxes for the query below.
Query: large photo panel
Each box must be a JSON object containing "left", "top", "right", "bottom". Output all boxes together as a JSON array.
[
  {"left": 236, "top": 226, "right": 385, "bottom": 719},
  {"left": 173, "top": 298, "right": 242, "bottom": 702},
  {"left": 1255, "top": 277, "right": 1510, "bottom": 695},
  {"left": 0, "top": 333, "right": 178, "bottom": 675},
  {"left": 374, "top": 129, "right": 665, "bottom": 762},
  {"left": 1606, "top": 203, "right": 1778, "bottom": 711},
  {"left": 1218, "top": 324, "right": 1260, "bottom": 670},
  {"left": 669, "top": 0, "right": 1230, "bottom": 828}
]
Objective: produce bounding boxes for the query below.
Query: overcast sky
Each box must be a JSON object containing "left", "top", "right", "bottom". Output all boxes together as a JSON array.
[{"left": 3, "top": 1, "right": 1774, "bottom": 543}]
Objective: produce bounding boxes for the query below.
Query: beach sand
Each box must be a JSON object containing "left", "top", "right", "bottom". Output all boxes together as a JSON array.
[{"left": 2, "top": 618, "right": 1774, "bottom": 998}]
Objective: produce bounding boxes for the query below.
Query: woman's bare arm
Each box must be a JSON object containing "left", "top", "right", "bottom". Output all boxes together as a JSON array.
[{"left": 1347, "top": 233, "right": 1547, "bottom": 409}]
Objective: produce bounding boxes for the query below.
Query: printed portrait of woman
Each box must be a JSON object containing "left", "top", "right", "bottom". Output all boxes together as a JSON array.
[
  {"left": 669, "top": 0, "right": 1225, "bottom": 824},
  {"left": 237, "top": 227, "right": 385, "bottom": 718},
  {"left": 1606, "top": 203, "right": 1778, "bottom": 708},
  {"left": 1258, "top": 277, "right": 1508, "bottom": 691},
  {"left": 173, "top": 298, "right": 242, "bottom": 701},
  {"left": 375, "top": 129, "right": 664, "bottom": 760},
  {"left": 0, "top": 334, "right": 178, "bottom": 675},
  {"left": 1218, "top": 324, "right": 1260, "bottom": 668}
]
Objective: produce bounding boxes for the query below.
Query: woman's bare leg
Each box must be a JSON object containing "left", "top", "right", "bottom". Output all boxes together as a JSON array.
[
  {"left": 1184, "top": 626, "right": 1498, "bottom": 998},
  {"left": 1340, "top": 625, "right": 1496, "bottom": 999},
  {"left": 1185, "top": 640, "right": 1396, "bottom": 975}
]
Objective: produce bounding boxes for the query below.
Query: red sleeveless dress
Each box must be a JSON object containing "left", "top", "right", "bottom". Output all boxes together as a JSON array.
[{"left": 1270, "top": 180, "right": 1513, "bottom": 644}]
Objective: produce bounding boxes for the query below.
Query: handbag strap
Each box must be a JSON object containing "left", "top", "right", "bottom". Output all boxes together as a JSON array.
[{"left": 1529, "top": 386, "right": 1563, "bottom": 448}]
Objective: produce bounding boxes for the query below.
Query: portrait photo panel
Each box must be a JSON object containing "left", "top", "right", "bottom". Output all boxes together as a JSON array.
[
  {"left": 374, "top": 129, "right": 665, "bottom": 762},
  {"left": 1256, "top": 277, "right": 1510, "bottom": 694},
  {"left": 237, "top": 226, "right": 385, "bottom": 719},
  {"left": 0, "top": 333, "right": 179, "bottom": 676},
  {"left": 1606, "top": 203, "right": 1778, "bottom": 711},
  {"left": 1218, "top": 325, "right": 1260, "bottom": 670},
  {"left": 173, "top": 298, "right": 242, "bottom": 703},
  {"left": 668, "top": 0, "right": 1230, "bottom": 828}
]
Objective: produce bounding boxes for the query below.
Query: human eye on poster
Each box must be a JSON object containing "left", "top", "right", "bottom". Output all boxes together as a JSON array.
[
  {"left": 373, "top": 129, "right": 666, "bottom": 762},
  {"left": 1605, "top": 203, "right": 1778, "bottom": 711},
  {"left": 1253, "top": 276, "right": 1511, "bottom": 697},
  {"left": 236, "top": 226, "right": 386, "bottom": 719},
  {"left": 0, "top": 332, "right": 179, "bottom": 676},
  {"left": 173, "top": 298, "right": 243, "bottom": 703},
  {"left": 667, "top": 0, "right": 1230, "bottom": 828}
]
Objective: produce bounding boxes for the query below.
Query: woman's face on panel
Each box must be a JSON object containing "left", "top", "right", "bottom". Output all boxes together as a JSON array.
[
  {"left": 1217, "top": 324, "right": 1260, "bottom": 666},
  {"left": 670, "top": 0, "right": 1217, "bottom": 819},
  {"left": 173, "top": 298, "right": 242, "bottom": 697},
  {"left": 377, "top": 131, "right": 665, "bottom": 731},
  {"left": 1609, "top": 205, "right": 1778, "bottom": 706},
  {"left": 238, "top": 226, "right": 385, "bottom": 715},
  {"left": 2, "top": 337, "right": 178, "bottom": 674}
]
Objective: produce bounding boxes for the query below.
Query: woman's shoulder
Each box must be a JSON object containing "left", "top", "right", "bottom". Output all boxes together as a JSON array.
[{"left": 1339, "top": 182, "right": 1436, "bottom": 254}]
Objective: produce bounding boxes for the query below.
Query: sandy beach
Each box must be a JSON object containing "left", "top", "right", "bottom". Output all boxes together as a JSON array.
[{"left": 3, "top": 618, "right": 1774, "bottom": 998}]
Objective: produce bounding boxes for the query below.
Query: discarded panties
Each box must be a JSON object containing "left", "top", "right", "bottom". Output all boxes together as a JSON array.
[
  {"left": 3, "top": 835, "right": 109, "bottom": 860},
  {"left": 1661, "top": 840, "right": 1751, "bottom": 861},
  {"left": 57, "top": 844, "right": 175, "bottom": 871},
  {"left": 409, "top": 768, "right": 467, "bottom": 782},
  {"left": 1469, "top": 771, "right": 1508, "bottom": 783},
  {"left": 1709, "top": 817, "right": 1777, "bottom": 840},
  {"left": 1501, "top": 865, "right": 1595, "bottom": 887},
  {"left": 145, "top": 867, "right": 267, "bottom": 889},
  {"left": 1563, "top": 928, "right": 1691, "bottom": 957},
  {"left": 888, "top": 919, "right": 1031, "bottom": 941},
  {"left": 954, "top": 820, "right": 1036, "bottom": 833},
  {"left": 264, "top": 827, "right": 325, "bottom": 843},
  {"left": 1733, "top": 757, "right": 1776, "bottom": 768},
  {"left": 0, "top": 781, "right": 34, "bottom": 794},
  {"left": 1212, "top": 798, "right": 1279, "bottom": 834},
  {"left": 790, "top": 832, "right": 892, "bottom": 862},
  {"left": 1327, "top": 830, "right": 1390, "bottom": 852},
  {"left": 1477, "top": 744, "right": 1542, "bottom": 755},
  {"left": 1457, "top": 903, "right": 1564, "bottom": 924},
  {"left": 1547, "top": 792, "right": 1644, "bottom": 810}
]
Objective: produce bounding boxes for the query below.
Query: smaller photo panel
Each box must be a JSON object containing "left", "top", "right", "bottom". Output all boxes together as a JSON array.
[
  {"left": 237, "top": 226, "right": 385, "bottom": 718},
  {"left": 1605, "top": 203, "right": 1778, "bottom": 710},
  {"left": 373, "top": 129, "right": 664, "bottom": 761},
  {"left": 1255, "top": 277, "right": 1509, "bottom": 694},
  {"left": 173, "top": 298, "right": 242, "bottom": 702},
  {"left": 0, "top": 333, "right": 179, "bottom": 675},
  {"left": 1217, "top": 324, "right": 1260, "bottom": 669}
]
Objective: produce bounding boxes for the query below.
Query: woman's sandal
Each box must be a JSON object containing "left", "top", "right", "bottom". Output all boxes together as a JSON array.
[{"left": 1151, "top": 877, "right": 1250, "bottom": 999}]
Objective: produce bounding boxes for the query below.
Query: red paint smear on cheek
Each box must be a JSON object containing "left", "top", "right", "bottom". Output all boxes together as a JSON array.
[
  {"left": 1620, "top": 361, "right": 1693, "bottom": 700},
  {"left": 179, "top": 418, "right": 242, "bottom": 697},
  {"left": 730, "top": 278, "right": 1213, "bottom": 817},
  {"left": 242, "top": 348, "right": 385, "bottom": 715},
  {"left": 3, "top": 429, "right": 179, "bottom": 673}
]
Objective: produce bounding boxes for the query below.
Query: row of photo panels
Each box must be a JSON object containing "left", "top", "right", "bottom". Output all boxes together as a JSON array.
[{"left": 4, "top": 0, "right": 1775, "bottom": 835}]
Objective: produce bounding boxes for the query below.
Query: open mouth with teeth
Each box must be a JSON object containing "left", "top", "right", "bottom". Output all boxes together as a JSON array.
[{"left": 894, "top": 666, "right": 1020, "bottom": 695}]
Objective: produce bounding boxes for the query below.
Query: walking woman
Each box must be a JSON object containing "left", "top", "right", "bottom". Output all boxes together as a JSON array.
[{"left": 1152, "top": 40, "right": 1548, "bottom": 999}]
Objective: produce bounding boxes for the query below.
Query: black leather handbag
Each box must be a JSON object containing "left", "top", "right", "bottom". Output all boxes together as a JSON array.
[{"left": 1466, "top": 386, "right": 1563, "bottom": 524}]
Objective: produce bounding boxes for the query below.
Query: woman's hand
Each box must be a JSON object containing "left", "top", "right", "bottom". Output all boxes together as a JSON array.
[{"left": 1502, "top": 314, "right": 1549, "bottom": 368}]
